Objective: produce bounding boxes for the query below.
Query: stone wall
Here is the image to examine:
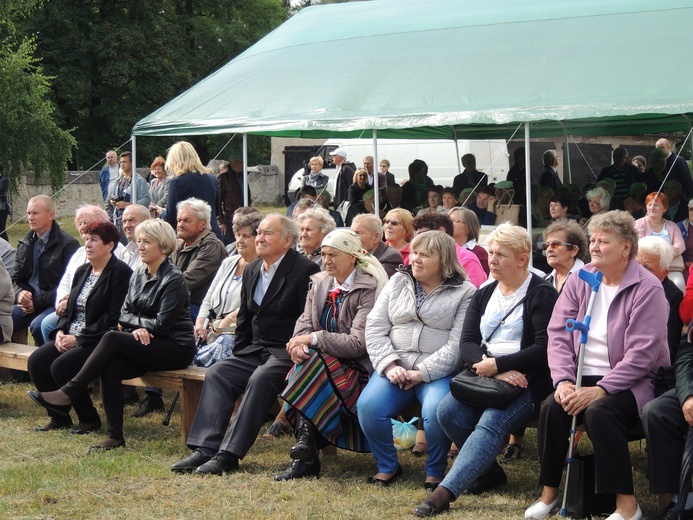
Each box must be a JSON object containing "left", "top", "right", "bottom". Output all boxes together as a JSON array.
[{"left": 10, "top": 165, "right": 282, "bottom": 220}]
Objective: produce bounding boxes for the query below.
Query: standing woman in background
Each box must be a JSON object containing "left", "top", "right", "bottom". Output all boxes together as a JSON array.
[
  {"left": 164, "top": 141, "right": 224, "bottom": 241},
  {"left": 148, "top": 156, "right": 170, "bottom": 219},
  {"left": 0, "top": 162, "right": 10, "bottom": 241}
]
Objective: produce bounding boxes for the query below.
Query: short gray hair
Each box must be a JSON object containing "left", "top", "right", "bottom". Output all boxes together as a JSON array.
[
  {"left": 75, "top": 204, "right": 109, "bottom": 223},
  {"left": 265, "top": 213, "right": 300, "bottom": 248},
  {"left": 586, "top": 187, "right": 611, "bottom": 211},
  {"left": 296, "top": 207, "right": 336, "bottom": 236},
  {"left": 134, "top": 219, "right": 178, "bottom": 256},
  {"left": 351, "top": 213, "right": 383, "bottom": 236},
  {"left": 638, "top": 236, "right": 675, "bottom": 270},
  {"left": 410, "top": 230, "right": 465, "bottom": 281},
  {"left": 177, "top": 198, "right": 212, "bottom": 231},
  {"left": 587, "top": 210, "right": 639, "bottom": 258}
]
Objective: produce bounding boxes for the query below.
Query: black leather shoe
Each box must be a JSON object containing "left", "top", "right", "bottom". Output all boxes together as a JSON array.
[
  {"left": 195, "top": 451, "right": 239, "bottom": 475},
  {"left": 424, "top": 480, "right": 440, "bottom": 492},
  {"left": 367, "top": 465, "right": 403, "bottom": 486},
  {"left": 171, "top": 450, "right": 213, "bottom": 473},
  {"left": 655, "top": 501, "right": 693, "bottom": 520},
  {"left": 414, "top": 499, "right": 450, "bottom": 517},
  {"left": 289, "top": 414, "right": 318, "bottom": 460},
  {"left": 463, "top": 461, "right": 507, "bottom": 495},
  {"left": 70, "top": 420, "right": 102, "bottom": 435},
  {"left": 34, "top": 417, "right": 73, "bottom": 432},
  {"left": 27, "top": 391, "right": 71, "bottom": 417},
  {"left": 273, "top": 458, "right": 321, "bottom": 481},
  {"left": 132, "top": 395, "right": 165, "bottom": 418}
]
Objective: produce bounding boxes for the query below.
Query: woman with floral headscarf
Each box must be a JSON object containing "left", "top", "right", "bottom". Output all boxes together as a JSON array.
[{"left": 274, "top": 229, "right": 389, "bottom": 482}]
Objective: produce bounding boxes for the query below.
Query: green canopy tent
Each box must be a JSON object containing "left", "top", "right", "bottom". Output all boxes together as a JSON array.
[{"left": 132, "top": 0, "right": 693, "bottom": 235}]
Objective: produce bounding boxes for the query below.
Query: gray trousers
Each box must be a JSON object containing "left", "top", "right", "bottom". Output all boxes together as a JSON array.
[
  {"left": 642, "top": 388, "right": 689, "bottom": 494},
  {"left": 185, "top": 349, "right": 293, "bottom": 459}
]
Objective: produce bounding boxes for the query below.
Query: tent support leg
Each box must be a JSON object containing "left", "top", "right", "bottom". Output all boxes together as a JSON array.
[
  {"left": 131, "top": 135, "right": 137, "bottom": 203},
  {"left": 524, "top": 122, "right": 533, "bottom": 267},
  {"left": 242, "top": 133, "right": 249, "bottom": 206},
  {"left": 372, "top": 129, "right": 379, "bottom": 212}
]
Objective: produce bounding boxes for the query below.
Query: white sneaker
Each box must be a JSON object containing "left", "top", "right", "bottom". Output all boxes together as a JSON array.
[
  {"left": 524, "top": 497, "right": 560, "bottom": 519},
  {"left": 605, "top": 504, "right": 642, "bottom": 520}
]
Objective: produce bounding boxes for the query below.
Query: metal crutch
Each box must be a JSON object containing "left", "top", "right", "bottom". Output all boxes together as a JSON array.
[{"left": 559, "top": 269, "right": 603, "bottom": 518}]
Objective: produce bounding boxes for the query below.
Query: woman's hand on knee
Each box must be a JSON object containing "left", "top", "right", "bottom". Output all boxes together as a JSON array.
[
  {"left": 561, "top": 386, "right": 606, "bottom": 416},
  {"left": 132, "top": 328, "right": 154, "bottom": 345}
]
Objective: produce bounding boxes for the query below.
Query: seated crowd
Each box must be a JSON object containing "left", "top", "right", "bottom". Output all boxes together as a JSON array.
[{"left": 5, "top": 139, "right": 693, "bottom": 520}]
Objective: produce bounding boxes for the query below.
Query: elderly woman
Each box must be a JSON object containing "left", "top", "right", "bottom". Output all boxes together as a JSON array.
[
  {"left": 414, "top": 224, "right": 558, "bottom": 516},
  {"left": 297, "top": 207, "right": 337, "bottom": 267},
  {"left": 348, "top": 168, "right": 370, "bottom": 205},
  {"left": 583, "top": 186, "right": 611, "bottom": 225},
  {"left": 635, "top": 192, "right": 685, "bottom": 258},
  {"left": 384, "top": 207, "right": 415, "bottom": 265},
  {"left": 526, "top": 211, "right": 670, "bottom": 520},
  {"left": 28, "top": 220, "right": 196, "bottom": 452},
  {"left": 274, "top": 229, "right": 389, "bottom": 481},
  {"left": 449, "top": 207, "right": 489, "bottom": 275},
  {"left": 148, "top": 156, "right": 170, "bottom": 218},
  {"left": 543, "top": 220, "right": 588, "bottom": 293},
  {"left": 301, "top": 156, "right": 329, "bottom": 191},
  {"left": 358, "top": 231, "right": 476, "bottom": 489},
  {"left": 164, "top": 141, "right": 223, "bottom": 241},
  {"left": 193, "top": 210, "right": 263, "bottom": 367},
  {"left": 28, "top": 222, "right": 132, "bottom": 433},
  {"left": 316, "top": 190, "right": 344, "bottom": 227},
  {"left": 498, "top": 220, "right": 586, "bottom": 464},
  {"left": 417, "top": 185, "right": 444, "bottom": 215}
]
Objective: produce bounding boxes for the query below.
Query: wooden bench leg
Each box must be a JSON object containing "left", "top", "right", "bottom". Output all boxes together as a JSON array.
[{"left": 180, "top": 379, "right": 204, "bottom": 444}]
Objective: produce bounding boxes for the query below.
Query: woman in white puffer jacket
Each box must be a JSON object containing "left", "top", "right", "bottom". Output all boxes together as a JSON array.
[{"left": 358, "top": 230, "right": 476, "bottom": 490}]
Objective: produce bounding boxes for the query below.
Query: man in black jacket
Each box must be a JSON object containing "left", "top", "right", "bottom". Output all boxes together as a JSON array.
[
  {"left": 12, "top": 195, "right": 79, "bottom": 346},
  {"left": 171, "top": 214, "right": 320, "bottom": 475},
  {"left": 642, "top": 338, "right": 693, "bottom": 520},
  {"left": 331, "top": 148, "right": 356, "bottom": 208}
]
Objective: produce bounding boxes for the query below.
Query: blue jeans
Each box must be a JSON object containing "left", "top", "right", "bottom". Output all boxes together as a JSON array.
[
  {"left": 12, "top": 305, "right": 55, "bottom": 346},
  {"left": 357, "top": 373, "right": 453, "bottom": 477},
  {"left": 40, "top": 311, "right": 60, "bottom": 343},
  {"left": 436, "top": 390, "right": 535, "bottom": 498}
]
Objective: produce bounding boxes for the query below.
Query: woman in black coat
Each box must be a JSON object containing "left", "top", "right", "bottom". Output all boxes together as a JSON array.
[
  {"left": 28, "top": 222, "right": 132, "bottom": 434},
  {"left": 28, "top": 220, "right": 196, "bottom": 452}
]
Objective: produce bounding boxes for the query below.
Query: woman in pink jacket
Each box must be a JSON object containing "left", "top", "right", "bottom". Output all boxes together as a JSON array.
[{"left": 526, "top": 211, "right": 670, "bottom": 520}]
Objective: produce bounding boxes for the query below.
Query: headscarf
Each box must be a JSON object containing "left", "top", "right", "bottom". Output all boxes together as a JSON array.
[{"left": 321, "top": 229, "right": 389, "bottom": 297}]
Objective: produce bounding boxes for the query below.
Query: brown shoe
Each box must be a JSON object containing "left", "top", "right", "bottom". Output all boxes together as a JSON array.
[
  {"left": 70, "top": 420, "right": 102, "bottom": 435},
  {"left": 34, "top": 417, "right": 72, "bottom": 432},
  {"left": 88, "top": 438, "right": 125, "bottom": 453}
]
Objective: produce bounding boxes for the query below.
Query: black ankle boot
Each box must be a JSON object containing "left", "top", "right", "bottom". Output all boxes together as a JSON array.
[
  {"left": 289, "top": 414, "right": 318, "bottom": 461},
  {"left": 273, "top": 456, "right": 321, "bottom": 481}
]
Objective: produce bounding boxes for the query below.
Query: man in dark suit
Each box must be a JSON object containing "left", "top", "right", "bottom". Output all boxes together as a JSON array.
[
  {"left": 350, "top": 213, "right": 402, "bottom": 277},
  {"left": 171, "top": 214, "right": 320, "bottom": 475},
  {"left": 657, "top": 138, "right": 693, "bottom": 200},
  {"left": 452, "top": 153, "right": 487, "bottom": 197},
  {"left": 539, "top": 149, "right": 562, "bottom": 192}
]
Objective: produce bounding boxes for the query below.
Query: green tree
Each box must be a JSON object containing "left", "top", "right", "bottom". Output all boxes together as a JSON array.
[
  {"left": 0, "top": 0, "right": 75, "bottom": 192},
  {"left": 20, "top": 0, "right": 286, "bottom": 170}
]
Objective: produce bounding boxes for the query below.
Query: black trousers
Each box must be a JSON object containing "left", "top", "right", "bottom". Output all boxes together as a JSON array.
[
  {"left": 642, "top": 388, "right": 689, "bottom": 494},
  {"left": 537, "top": 381, "right": 640, "bottom": 495},
  {"left": 186, "top": 349, "right": 293, "bottom": 458},
  {"left": 62, "top": 331, "right": 193, "bottom": 440},
  {"left": 28, "top": 341, "right": 99, "bottom": 423}
]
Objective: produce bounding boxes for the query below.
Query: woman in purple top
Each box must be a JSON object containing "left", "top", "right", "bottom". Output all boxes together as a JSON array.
[{"left": 525, "top": 210, "right": 670, "bottom": 520}]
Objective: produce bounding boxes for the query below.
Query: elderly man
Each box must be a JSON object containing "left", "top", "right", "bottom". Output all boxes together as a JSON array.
[
  {"left": 331, "top": 148, "right": 356, "bottom": 208},
  {"left": 12, "top": 195, "right": 79, "bottom": 347},
  {"left": 597, "top": 147, "right": 639, "bottom": 203},
  {"left": 172, "top": 198, "right": 227, "bottom": 320},
  {"left": 119, "top": 204, "right": 151, "bottom": 270},
  {"left": 539, "top": 149, "right": 562, "bottom": 192},
  {"left": 363, "top": 155, "right": 387, "bottom": 197},
  {"left": 642, "top": 339, "right": 693, "bottom": 520},
  {"left": 656, "top": 138, "right": 693, "bottom": 200},
  {"left": 171, "top": 214, "right": 319, "bottom": 475},
  {"left": 351, "top": 213, "right": 402, "bottom": 277},
  {"left": 345, "top": 189, "right": 376, "bottom": 227},
  {"left": 99, "top": 150, "right": 119, "bottom": 202},
  {"left": 637, "top": 236, "right": 683, "bottom": 363}
]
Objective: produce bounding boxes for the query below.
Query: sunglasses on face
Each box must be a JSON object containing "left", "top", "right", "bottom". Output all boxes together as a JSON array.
[
  {"left": 383, "top": 219, "right": 401, "bottom": 226},
  {"left": 542, "top": 241, "right": 576, "bottom": 250}
]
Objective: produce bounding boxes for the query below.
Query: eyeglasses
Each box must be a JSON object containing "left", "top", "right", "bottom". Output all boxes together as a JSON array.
[
  {"left": 383, "top": 219, "right": 401, "bottom": 226},
  {"left": 542, "top": 241, "right": 576, "bottom": 250},
  {"left": 450, "top": 218, "right": 465, "bottom": 224}
]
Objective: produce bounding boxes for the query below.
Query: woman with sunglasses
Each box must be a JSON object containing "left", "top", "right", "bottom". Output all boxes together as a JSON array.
[
  {"left": 543, "top": 220, "right": 589, "bottom": 293},
  {"left": 383, "top": 208, "right": 414, "bottom": 265}
]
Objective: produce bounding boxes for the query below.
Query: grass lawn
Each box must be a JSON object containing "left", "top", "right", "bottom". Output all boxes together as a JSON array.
[{"left": 0, "top": 206, "right": 661, "bottom": 519}]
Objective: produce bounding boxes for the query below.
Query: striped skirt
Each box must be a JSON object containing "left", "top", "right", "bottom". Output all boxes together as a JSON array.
[{"left": 281, "top": 350, "right": 370, "bottom": 453}]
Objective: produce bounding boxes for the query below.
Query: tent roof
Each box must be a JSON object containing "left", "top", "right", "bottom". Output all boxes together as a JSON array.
[{"left": 133, "top": 0, "right": 693, "bottom": 139}]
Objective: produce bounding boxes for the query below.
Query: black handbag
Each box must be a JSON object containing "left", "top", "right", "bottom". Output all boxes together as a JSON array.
[{"left": 449, "top": 287, "right": 535, "bottom": 409}]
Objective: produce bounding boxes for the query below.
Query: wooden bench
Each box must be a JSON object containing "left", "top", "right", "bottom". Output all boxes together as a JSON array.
[{"left": 0, "top": 342, "right": 206, "bottom": 443}]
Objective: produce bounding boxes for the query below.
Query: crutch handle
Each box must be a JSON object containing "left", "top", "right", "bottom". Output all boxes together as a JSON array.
[{"left": 577, "top": 269, "right": 603, "bottom": 292}]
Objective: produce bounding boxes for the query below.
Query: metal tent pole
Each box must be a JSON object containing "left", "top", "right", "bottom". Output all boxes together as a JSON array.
[
  {"left": 372, "top": 129, "right": 379, "bottom": 212},
  {"left": 242, "top": 133, "right": 249, "bottom": 206}
]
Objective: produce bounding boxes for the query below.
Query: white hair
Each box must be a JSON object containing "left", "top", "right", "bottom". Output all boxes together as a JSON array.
[{"left": 638, "top": 236, "right": 675, "bottom": 271}]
